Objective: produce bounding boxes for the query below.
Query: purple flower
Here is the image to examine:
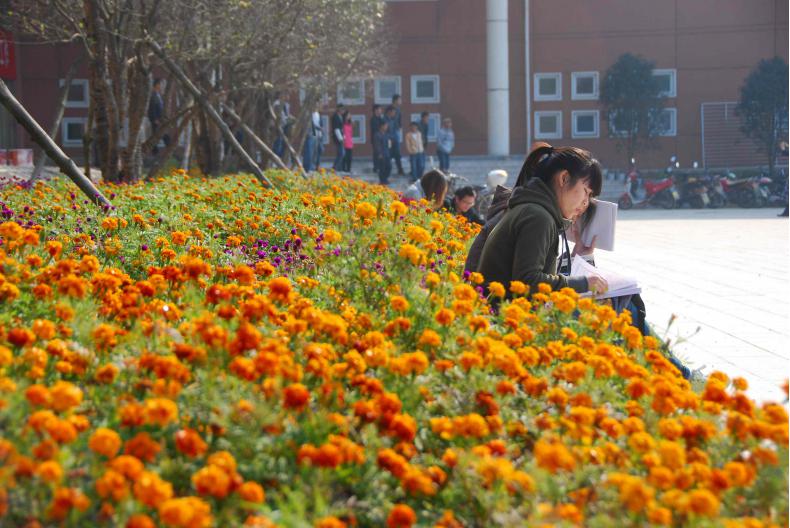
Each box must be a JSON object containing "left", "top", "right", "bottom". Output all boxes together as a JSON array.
[{"left": 141, "top": 244, "right": 149, "bottom": 251}]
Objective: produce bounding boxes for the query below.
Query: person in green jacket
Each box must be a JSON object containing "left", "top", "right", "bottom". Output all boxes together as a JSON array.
[{"left": 477, "top": 143, "right": 607, "bottom": 296}]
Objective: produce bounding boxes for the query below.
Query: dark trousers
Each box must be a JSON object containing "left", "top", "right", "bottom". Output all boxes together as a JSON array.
[
  {"left": 342, "top": 148, "right": 353, "bottom": 172},
  {"left": 389, "top": 137, "right": 404, "bottom": 174},
  {"left": 438, "top": 150, "right": 450, "bottom": 171},
  {"left": 333, "top": 143, "right": 345, "bottom": 171},
  {"left": 378, "top": 156, "right": 391, "bottom": 185}
]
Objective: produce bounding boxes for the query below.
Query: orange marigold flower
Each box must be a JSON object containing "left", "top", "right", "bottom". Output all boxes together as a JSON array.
[
  {"left": 37, "top": 460, "right": 63, "bottom": 483},
  {"left": 237, "top": 481, "right": 265, "bottom": 504},
  {"left": 158, "top": 496, "right": 213, "bottom": 528},
  {"left": 315, "top": 517, "right": 347, "bottom": 528},
  {"left": 387, "top": 504, "right": 417, "bottom": 528},
  {"left": 175, "top": 428, "right": 208, "bottom": 458},
  {"left": 435, "top": 308, "right": 455, "bottom": 326},
  {"left": 49, "top": 381, "right": 83, "bottom": 412},
  {"left": 126, "top": 514, "right": 156, "bottom": 528},
  {"left": 283, "top": 383, "right": 310, "bottom": 411},
  {"left": 509, "top": 281, "right": 528, "bottom": 295},
  {"left": 95, "top": 363, "right": 119, "bottom": 384},
  {"left": 95, "top": 469, "right": 129, "bottom": 501},
  {"left": 534, "top": 439, "right": 575, "bottom": 473},
  {"left": 355, "top": 202, "right": 377, "bottom": 219},
  {"left": 687, "top": 488, "right": 719, "bottom": 517},
  {"left": 390, "top": 295, "right": 410, "bottom": 312},
  {"left": 207, "top": 451, "right": 238, "bottom": 475},
  {"left": 25, "top": 384, "right": 51, "bottom": 407},
  {"left": 268, "top": 277, "right": 293, "bottom": 302},
  {"left": 133, "top": 471, "right": 173, "bottom": 508},
  {"left": 124, "top": 432, "right": 162, "bottom": 463},
  {"left": 488, "top": 281, "right": 506, "bottom": 298},
  {"left": 144, "top": 398, "right": 179, "bottom": 427},
  {"left": 192, "top": 465, "right": 231, "bottom": 498},
  {"left": 389, "top": 413, "right": 417, "bottom": 442},
  {"left": 89, "top": 428, "right": 122, "bottom": 458},
  {"left": 109, "top": 455, "right": 144, "bottom": 481}
]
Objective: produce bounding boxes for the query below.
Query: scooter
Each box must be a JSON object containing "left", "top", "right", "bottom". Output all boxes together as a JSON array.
[
  {"left": 700, "top": 173, "right": 727, "bottom": 208},
  {"left": 676, "top": 172, "right": 710, "bottom": 209},
  {"left": 719, "top": 172, "right": 765, "bottom": 208},
  {"left": 618, "top": 158, "right": 679, "bottom": 210}
]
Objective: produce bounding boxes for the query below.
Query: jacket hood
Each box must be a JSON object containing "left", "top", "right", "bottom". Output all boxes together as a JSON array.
[
  {"left": 507, "top": 177, "right": 570, "bottom": 229},
  {"left": 487, "top": 185, "right": 513, "bottom": 219}
]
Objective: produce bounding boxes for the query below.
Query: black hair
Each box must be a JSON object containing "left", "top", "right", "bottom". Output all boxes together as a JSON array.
[
  {"left": 379, "top": 121, "right": 388, "bottom": 130},
  {"left": 421, "top": 170, "right": 449, "bottom": 205},
  {"left": 392, "top": 94, "right": 401, "bottom": 103},
  {"left": 454, "top": 186, "right": 476, "bottom": 200},
  {"left": 420, "top": 111, "right": 429, "bottom": 118},
  {"left": 153, "top": 78, "right": 163, "bottom": 87},
  {"left": 410, "top": 121, "right": 420, "bottom": 128},
  {"left": 385, "top": 105, "right": 395, "bottom": 114},
  {"left": 336, "top": 103, "right": 345, "bottom": 110},
  {"left": 372, "top": 104, "right": 381, "bottom": 111},
  {"left": 515, "top": 142, "right": 602, "bottom": 196}
]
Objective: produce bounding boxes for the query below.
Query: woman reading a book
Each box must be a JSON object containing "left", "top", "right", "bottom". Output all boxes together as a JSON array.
[{"left": 477, "top": 143, "right": 607, "bottom": 296}]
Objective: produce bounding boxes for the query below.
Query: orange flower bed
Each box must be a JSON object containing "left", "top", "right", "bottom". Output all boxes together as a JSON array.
[{"left": 0, "top": 170, "right": 786, "bottom": 527}]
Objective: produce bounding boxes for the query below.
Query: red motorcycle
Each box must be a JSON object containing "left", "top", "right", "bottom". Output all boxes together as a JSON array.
[
  {"left": 719, "top": 172, "right": 767, "bottom": 208},
  {"left": 618, "top": 164, "right": 679, "bottom": 210}
]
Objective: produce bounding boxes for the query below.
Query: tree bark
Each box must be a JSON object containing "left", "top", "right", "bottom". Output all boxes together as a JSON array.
[
  {"left": 146, "top": 38, "right": 273, "bottom": 187},
  {"left": 222, "top": 103, "right": 296, "bottom": 175},
  {"left": 31, "top": 59, "right": 80, "bottom": 181},
  {"left": 0, "top": 79, "right": 111, "bottom": 208}
]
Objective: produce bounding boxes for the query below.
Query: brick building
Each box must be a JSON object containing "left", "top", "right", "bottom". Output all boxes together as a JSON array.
[{"left": 1, "top": 0, "right": 788, "bottom": 171}]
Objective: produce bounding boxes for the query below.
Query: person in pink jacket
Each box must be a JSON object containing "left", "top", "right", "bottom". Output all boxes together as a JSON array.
[{"left": 342, "top": 111, "right": 354, "bottom": 172}]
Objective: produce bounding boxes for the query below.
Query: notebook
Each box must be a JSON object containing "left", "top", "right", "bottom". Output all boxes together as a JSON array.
[
  {"left": 571, "top": 255, "right": 641, "bottom": 300},
  {"left": 567, "top": 199, "right": 617, "bottom": 252}
]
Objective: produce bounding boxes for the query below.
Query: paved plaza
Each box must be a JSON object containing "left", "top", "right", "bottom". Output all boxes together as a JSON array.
[{"left": 595, "top": 207, "right": 789, "bottom": 403}]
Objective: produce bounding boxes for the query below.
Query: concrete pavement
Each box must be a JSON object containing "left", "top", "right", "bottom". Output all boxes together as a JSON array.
[{"left": 594, "top": 207, "right": 789, "bottom": 403}]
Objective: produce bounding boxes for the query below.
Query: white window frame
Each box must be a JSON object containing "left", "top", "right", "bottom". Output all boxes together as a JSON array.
[
  {"left": 409, "top": 112, "right": 441, "bottom": 142},
  {"left": 60, "top": 78, "right": 89, "bottom": 108},
  {"left": 534, "top": 111, "right": 563, "bottom": 140},
  {"left": 410, "top": 75, "right": 440, "bottom": 104},
  {"left": 571, "top": 71, "right": 598, "bottom": 100},
  {"left": 533, "top": 73, "right": 562, "bottom": 101},
  {"left": 656, "top": 107, "right": 677, "bottom": 137},
  {"left": 652, "top": 68, "right": 677, "bottom": 98},
  {"left": 350, "top": 115, "right": 366, "bottom": 144},
  {"left": 374, "top": 76, "right": 402, "bottom": 105},
  {"left": 61, "top": 117, "right": 87, "bottom": 146},
  {"left": 320, "top": 115, "right": 329, "bottom": 145},
  {"left": 336, "top": 79, "right": 365, "bottom": 106},
  {"left": 571, "top": 110, "right": 599, "bottom": 138}
]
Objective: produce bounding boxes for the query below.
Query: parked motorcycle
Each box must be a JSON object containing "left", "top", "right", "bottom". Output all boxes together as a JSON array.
[
  {"left": 719, "top": 172, "right": 766, "bottom": 208},
  {"left": 617, "top": 159, "right": 679, "bottom": 210},
  {"left": 700, "top": 173, "right": 727, "bottom": 208},
  {"left": 675, "top": 173, "right": 710, "bottom": 209}
]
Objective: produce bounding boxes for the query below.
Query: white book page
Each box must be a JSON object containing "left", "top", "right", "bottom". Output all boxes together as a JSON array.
[
  {"left": 571, "top": 255, "right": 640, "bottom": 299},
  {"left": 581, "top": 200, "right": 617, "bottom": 251}
]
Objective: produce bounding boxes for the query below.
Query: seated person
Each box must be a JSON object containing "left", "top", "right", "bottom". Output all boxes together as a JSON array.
[
  {"left": 444, "top": 186, "right": 484, "bottom": 225},
  {"left": 402, "top": 170, "right": 449, "bottom": 211}
]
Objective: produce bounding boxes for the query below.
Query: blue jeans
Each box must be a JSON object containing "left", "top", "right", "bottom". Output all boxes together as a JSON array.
[
  {"left": 409, "top": 154, "right": 425, "bottom": 181},
  {"left": 378, "top": 156, "right": 391, "bottom": 184},
  {"left": 302, "top": 135, "right": 316, "bottom": 172},
  {"left": 390, "top": 137, "right": 404, "bottom": 173},
  {"left": 333, "top": 143, "right": 345, "bottom": 171},
  {"left": 273, "top": 135, "right": 285, "bottom": 159},
  {"left": 438, "top": 150, "right": 450, "bottom": 171}
]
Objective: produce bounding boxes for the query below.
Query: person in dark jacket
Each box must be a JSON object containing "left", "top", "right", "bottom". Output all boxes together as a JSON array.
[
  {"left": 477, "top": 142, "right": 606, "bottom": 296},
  {"left": 465, "top": 184, "right": 513, "bottom": 272},
  {"left": 370, "top": 105, "right": 384, "bottom": 173},
  {"left": 331, "top": 103, "right": 346, "bottom": 171},
  {"left": 444, "top": 186, "right": 484, "bottom": 225},
  {"left": 147, "top": 78, "right": 170, "bottom": 154},
  {"left": 374, "top": 121, "right": 391, "bottom": 185}
]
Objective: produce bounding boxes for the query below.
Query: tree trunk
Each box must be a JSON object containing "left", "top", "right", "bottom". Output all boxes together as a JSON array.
[
  {"left": 31, "top": 60, "right": 80, "bottom": 181},
  {"left": 84, "top": 0, "right": 113, "bottom": 180},
  {"left": 0, "top": 79, "right": 111, "bottom": 207}
]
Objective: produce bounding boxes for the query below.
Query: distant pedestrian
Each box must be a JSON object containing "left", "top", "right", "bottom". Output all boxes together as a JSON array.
[
  {"left": 331, "top": 103, "right": 346, "bottom": 171},
  {"left": 370, "top": 104, "right": 384, "bottom": 173},
  {"left": 437, "top": 117, "right": 454, "bottom": 172},
  {"left": 405, "top": 122, "right": 425, "bottom": 181},
  {"left": 374, "top": 121, "right": 391, "bottom": 185},
  {"left": 419, "top": 112, "right": 430, "bottom": 150},
  {"left": 302, "top": 103, "right": 323, "bottom": 172},
  {"left": 271, "top": 92, "right": 291, "bottom": 159},
  {"left": 148, "top": 78, "right": 170, "bottom": 154},
  {"left": 390, "top": 94, "right": 405, "bottom": 175},
  {"left": 342, "top": 111, "right": 354, "bottom": 172}
]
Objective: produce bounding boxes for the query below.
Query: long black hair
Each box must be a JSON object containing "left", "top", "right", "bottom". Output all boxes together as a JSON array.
[{"left": 515, "top": 142, "right": 603, "bottom": 196}]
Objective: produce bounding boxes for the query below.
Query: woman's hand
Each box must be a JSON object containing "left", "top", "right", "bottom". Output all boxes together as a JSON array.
[{"left": 587, "top": 275, "right": 608, "bottom": 296}]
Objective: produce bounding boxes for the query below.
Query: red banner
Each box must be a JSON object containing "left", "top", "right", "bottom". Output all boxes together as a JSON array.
[{"left": 0, "top": 30, "right": 16, "bottom": 80}]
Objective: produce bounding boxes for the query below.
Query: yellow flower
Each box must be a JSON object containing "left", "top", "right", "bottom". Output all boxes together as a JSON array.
[
  {"left": 488, "top": 281, "right": 505, "bottom": 297},
  {"left": 355, "top": 202, "right": 377, "bottom": 219}
]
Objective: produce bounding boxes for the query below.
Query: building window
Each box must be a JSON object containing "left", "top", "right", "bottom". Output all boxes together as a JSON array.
[
  {"left": 533, "top": 73, "right": 562, "bottom": 101},
  {"left": 534, "top": 111, "right": 562, "bottom": 139},
  {"left": 350, "top": 115, "right": 366, "bottom": 144},
  {"left": 60, "top": 78, "right": 89, "bottom": 108},
  {"left": 654, "top": 108, "right": 677, "bottom": 136},
  {"left": 337, "top": 79, "right": 365, "bottom": 106},
  {"left": 572, "top": 110, "right": 599, "bottom": 138},
  {"left": 409, "top": 113, "right": 440, "bottom": 142},
  {"left": 652, "top": 69, "right": 677, "bottom": 98},
  {"left": 375, "top": 76, "right": 402, "bottom": 105},
  {"left": 320, "top": 115, "right": 329, "bottom": 145},
  {"left": 61, "top": 117, "right": 87, "bottom": 146},
  {"left": 410, "top": 75, "right": 440, "bottom": 104},
  {"left": 571, "top": 71, "right": 598, "bottom": 100}
]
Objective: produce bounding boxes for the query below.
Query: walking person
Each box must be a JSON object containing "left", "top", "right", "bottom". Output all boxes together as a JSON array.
[
  {"left": 437, "top": 117, "right": 455, "bottom": 172},
  {"left": 302, "top": 103, "right": 322, "bottom": 172},
  {"left": 342, "top": 111, "right": 354, "bottom": 173},
  {"left": 331, "top": 103, "right": 346, "bottom": 172},
  {"left": 405, "top": 122, "right": 425, "bottom": 181},
  {"left": 390, "top": 95, "right": 405, "bottom": 175},
  {"left": 370, "top": 104, "right": 384, "bottom": 173},
  {"left": 374, "top": 121, "right": 391, "bottom": 185},
  {"left": 271, "top": 92, "right": 291, "bottom": 159},
  {"left": 418, "top": 112, "right": 429, "bottom": 176},
  {"left": 147, "top": 78, "right": 170, "bottom": 155}
]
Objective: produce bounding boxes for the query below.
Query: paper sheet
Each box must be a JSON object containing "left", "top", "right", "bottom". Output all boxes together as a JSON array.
[
  {"left": 571, "top": 255, "right": 641, "bottom": 300},
  {"left": 567, "top": 199, "right": 617, "bottom": 252}
]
